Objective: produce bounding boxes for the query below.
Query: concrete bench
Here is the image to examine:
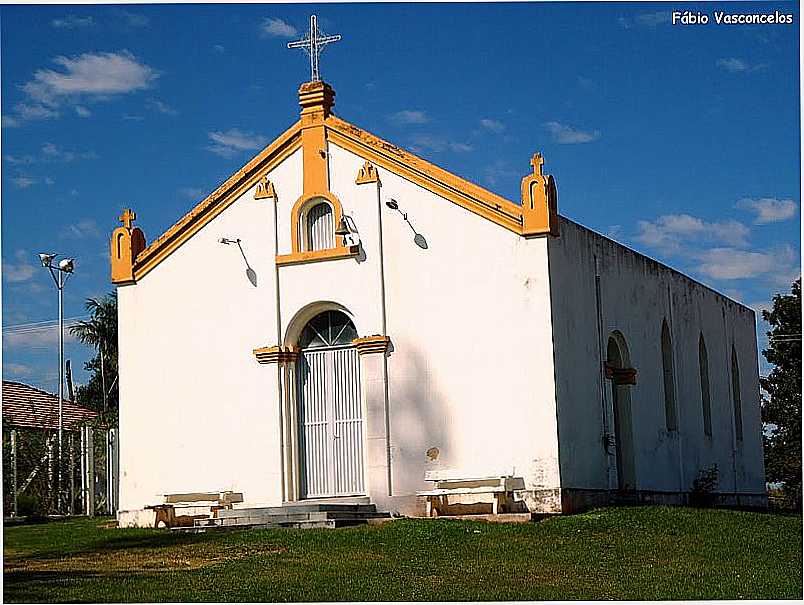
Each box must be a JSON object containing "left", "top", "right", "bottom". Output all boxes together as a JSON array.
[
  {"left": 162, "top": 491, "right": 243, "bottom": 507},
  {"left": 145, "top": 491, "right": 245, "bottom": 528},
  {"left": 417, "top": 472, "right": 525, "bottom": 517}
]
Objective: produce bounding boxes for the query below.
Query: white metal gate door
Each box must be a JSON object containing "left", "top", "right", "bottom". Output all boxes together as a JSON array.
[{"left": 298, "top": 347, "right": 364, "bottom": 498}]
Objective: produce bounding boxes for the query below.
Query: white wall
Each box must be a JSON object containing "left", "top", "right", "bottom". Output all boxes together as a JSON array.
[
  {"left": 322, "top": 143, "right": 562, "bottom": 500},
  {"left": 547, "top": 217, "right": 765, "bottom": 496},
  {"left": 117, "top": 149, "right": 303, "bottom": 511},
  {"left": 118, "top": 135, "right": 565, "bottom": 514}
]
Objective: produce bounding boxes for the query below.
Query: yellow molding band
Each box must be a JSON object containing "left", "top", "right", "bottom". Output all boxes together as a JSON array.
[
  {"left": 130, "top": 121, "right": 303, "bottom": 281},
  {"left": 253, "top": 345, "right": 300, "bottom": 364},
  {"left": 276, "top": 244, "right": 360, "bottom": 267},
  {"left": 352, "top": 335, "right": 391, "bottom": 355},
  {"left": 326, "top": 117, "right": 524, "bottom": 233}
]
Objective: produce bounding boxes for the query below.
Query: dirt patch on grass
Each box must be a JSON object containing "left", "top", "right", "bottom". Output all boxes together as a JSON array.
[{"left": 5, "top": 543, "right": 286, "bottom": 575}]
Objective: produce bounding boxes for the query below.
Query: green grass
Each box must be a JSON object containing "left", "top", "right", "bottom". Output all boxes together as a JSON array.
[{"left": 4, "top": 506, "right": 801, "bottom": 602}]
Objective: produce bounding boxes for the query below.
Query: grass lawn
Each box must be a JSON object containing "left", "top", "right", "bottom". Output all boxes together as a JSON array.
[{"left": 3, "top": 506, "right": 801, "bottom": 602}]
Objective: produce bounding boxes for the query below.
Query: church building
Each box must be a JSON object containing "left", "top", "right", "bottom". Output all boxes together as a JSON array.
[{"left": 111, "top": 25, "right": 766, "bottom": 523}]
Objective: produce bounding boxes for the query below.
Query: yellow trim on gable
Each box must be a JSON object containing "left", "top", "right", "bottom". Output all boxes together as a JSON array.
[
  {"left": 326, "top": 116, "right": 525, "bottom": 234},
  {"left": 130, "top": 120, "right": 302, "bottom": 281},
  {"left": 118, "top": 81, "right": 560, "bottom": 283}
]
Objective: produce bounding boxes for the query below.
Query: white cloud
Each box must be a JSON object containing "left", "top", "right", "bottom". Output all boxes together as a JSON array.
[
  {"left": 51, "top": 15, "right": 95, "bottom": 29},
  {"left": 631, "top": 211, "right": 799, "bottom": 288},
  {"left": 4, "top": 154, "right": 34, "bottom": 165},
  {"left": 213, "top": 45, "right": 225, "bottom": 54},
  {"left": 3, "top": 326, "right": 77, "bottom": 348},
  {"left": 736, "top": 197, "right": 797, "bottom": 224},
  {"left": 635, "top": 213, "right": 749, "bottom": 253},
  {"left": 3, "top": 250, "right": 38, "bottom": 283},
  {"left": 635, "top": 11, "right": 671, "bottom": 26},
  {"left": 261, "top": 18, "right": 297, "bottom": 38},
  {"left": 22, "top": 51, "right": 157, "bottom": 105},
  {"left": 41, "top": 142, "right": 97, "bottom": 162},
  {"left": 619, "top": 11, "right": 671, "bottom": 28},
  {"left": 2, "top": 115, "right": 20, "bottom": 128},
  {"left": 15, "top": 103, "right": 59, "bottom": 121},
  {"left": 390, "top": 110, "right": 430, "bottom": 125},
  {"left": 716, "top": 58, "right": 767, "bottom": 73},
  {"left": 179, "top": 187, "right": 206, "bottom": 199},
  {"left": 607, "top": 225, "right": 624, "bottom": 241},
  {"left": 8, "top": 51, "right": 158, "bottom": 125},
  {"left": 123, "top": 114, "right": 145, "bottom": 121},
  {"left": 118, "top": 10, "right": 149, "bottom": 27},
  {"left": 695, "top": 246, "right": 797, "bottom": 282},
  {"left": 543, "top": 121, "right": 600, "bottom": 144},
  {"left": 480, "top": 118, "right": 505, "bottom": 134},
  {"left": 3, "top": 362, "right": 33, "bottom": 377},
  {"left": 63, "top": 218, "right": 101, "bottom": 239},
  {"left": 206, "top": 129, "right": 268, "bottom": 158},
  {"left": 148, "top": 99, "right": 179, "bottom": 116},
  {"left": 12, "top": 176, "right": 36, "bottom": 189},
  {"left": 482, "top": 160, "right": 519, "bottom": 187},
  {"left": 409, "top": 134, "right": 473, "bottom": 154}
]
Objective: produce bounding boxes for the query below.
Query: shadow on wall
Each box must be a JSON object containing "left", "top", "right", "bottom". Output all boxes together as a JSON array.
[
  {"left": 218, "top": 237, "right": 258, "bottom": 287},
  {"left": 386, "top": 198, "right": 429, "bottom": 250},
  {"left": 389, "top": 344, "right": 453, "bottom": 495}
]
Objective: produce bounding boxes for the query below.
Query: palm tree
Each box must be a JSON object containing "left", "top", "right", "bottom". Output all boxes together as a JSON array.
[{"left": 70, "top": 292, "right": 118, "bottom": 412}]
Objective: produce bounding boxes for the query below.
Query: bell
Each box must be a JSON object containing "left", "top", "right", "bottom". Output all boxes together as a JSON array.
[{"left": 334, "top": 217, "right": 350, "bottom": 237}]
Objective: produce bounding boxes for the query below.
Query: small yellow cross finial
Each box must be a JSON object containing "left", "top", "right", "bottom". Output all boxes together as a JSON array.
[
  {"left": 119, "top": 208, "right": 136, "bottom": 229},
  {"left": 530, "top": 153, "right": 544, "bottom": 176}
]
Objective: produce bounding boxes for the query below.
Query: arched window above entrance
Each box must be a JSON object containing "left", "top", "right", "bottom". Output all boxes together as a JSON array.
[{"left": 299, "top": 310, "right": 357, "bottom": 349}]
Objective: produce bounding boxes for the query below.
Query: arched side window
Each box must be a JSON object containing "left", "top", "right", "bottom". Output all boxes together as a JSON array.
[
  {"left": 699, "top": 333, "right": 712, "bottom": 437},
  {"left": 304, "top": 202, "right": 335, "bottom": 252},
  {"left": 731, "top": 346, "right": 743, "bottom": 442},
  {"left": 661, "top": 320, "right": 678, "bottom": 431}
]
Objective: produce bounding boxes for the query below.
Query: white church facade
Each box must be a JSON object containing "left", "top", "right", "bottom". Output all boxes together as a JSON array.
[{"left": 111, "top": 78, "right": 766, "bottom": 522}]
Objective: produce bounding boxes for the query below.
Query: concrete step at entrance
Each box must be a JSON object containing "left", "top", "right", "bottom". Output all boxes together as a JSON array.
[
  {"left": 177, "top": 503, "right": 391, "bottom": 533},
  {"left": 174, "top": 517, "right": 372, "bottom": 533},
  {"left": 217, "top": 503, "right": 378, "bottom": 518}
]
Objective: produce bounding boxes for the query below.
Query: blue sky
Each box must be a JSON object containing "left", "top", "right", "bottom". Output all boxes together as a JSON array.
[{"left": 2, "top": 2, "right": 800, "bottom": 392}]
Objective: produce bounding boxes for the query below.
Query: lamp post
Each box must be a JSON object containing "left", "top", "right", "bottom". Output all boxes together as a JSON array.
[{"left": 38, "top": 252, "right": 75, "bottom": 513}]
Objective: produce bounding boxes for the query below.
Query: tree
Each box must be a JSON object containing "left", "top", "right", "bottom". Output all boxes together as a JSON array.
[
  {"left": 70, "top": 292, "right": 118, "bottom": 420},
  {"left": 761, "top": 278, "right": 801, "bottom": 506}
]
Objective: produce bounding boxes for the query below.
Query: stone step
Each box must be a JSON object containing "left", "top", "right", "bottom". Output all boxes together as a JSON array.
[
  {"left": 176, "top": 516, "right": 375, "bottom": 533},
  {"left": 198, "top": 510, "right": 388, "bottom": 527},
  {"left": 217, "top": 503, "right": 377, "bottom": 518}
]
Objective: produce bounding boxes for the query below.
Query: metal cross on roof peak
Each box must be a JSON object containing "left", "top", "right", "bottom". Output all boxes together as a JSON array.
[{"left": 287, "top": 15, "right": 341, "bottom": 82}]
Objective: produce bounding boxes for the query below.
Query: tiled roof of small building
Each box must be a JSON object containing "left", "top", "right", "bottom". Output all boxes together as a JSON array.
[{"left": 2, "top": 380, "right": 99, "bottom": 431}]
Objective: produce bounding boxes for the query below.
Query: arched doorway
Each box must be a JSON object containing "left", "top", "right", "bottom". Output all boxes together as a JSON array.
[
  {"left": 607, "top": 332, "right": 636, "bottom": 492},
  {"left": 296, "top": 310, "right": 365, "bottom": 498}
]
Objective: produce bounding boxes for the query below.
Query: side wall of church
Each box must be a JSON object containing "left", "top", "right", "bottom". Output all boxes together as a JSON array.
[
  {"left": 547, "top": 217, "right": 766, "bottom": 502},
  {"left": 117, "top": 149, "right": 304, "bottom": 512}
]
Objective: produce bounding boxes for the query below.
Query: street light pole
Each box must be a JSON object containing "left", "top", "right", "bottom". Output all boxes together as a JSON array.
[
  {"left": 57, "top": 267, "right": 64, "bottom": 508},
  {"left": 38, "top": 253, "right": 75, "bottom": 513}
]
